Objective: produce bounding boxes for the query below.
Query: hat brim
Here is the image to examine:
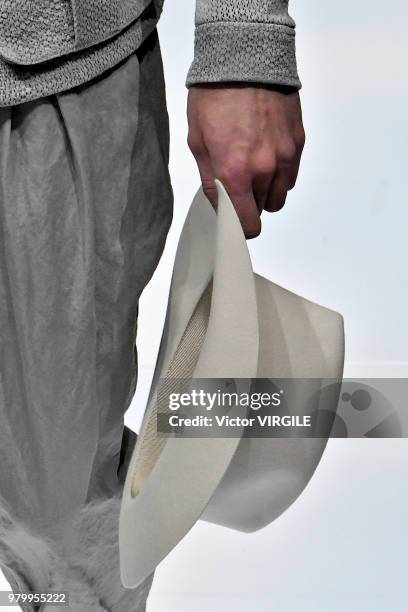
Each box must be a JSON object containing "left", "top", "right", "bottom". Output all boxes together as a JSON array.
[{"left": 119, "top": 181, "right": 259, "bottom": 588}]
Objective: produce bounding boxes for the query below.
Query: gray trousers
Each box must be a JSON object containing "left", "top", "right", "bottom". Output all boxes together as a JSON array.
[{"left": 0, "top": 30, "right": 173, "bottom": 611}]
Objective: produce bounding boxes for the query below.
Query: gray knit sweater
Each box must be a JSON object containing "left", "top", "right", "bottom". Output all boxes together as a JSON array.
[{"left": 0, "top": 0, "right": 301, "bottom": 106}]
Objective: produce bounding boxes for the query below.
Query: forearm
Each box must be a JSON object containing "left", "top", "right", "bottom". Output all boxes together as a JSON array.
[{"left": 186, "top": 0, "right": 301, "bottom": 89}]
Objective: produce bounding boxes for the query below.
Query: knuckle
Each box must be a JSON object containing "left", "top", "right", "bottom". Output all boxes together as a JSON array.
[
  {"left": 254, "top": 154, "right": 278, "bottom": 178},
  {"left": 277, "top": 139, "right": 297, "bottom": 164},
  {"left": 287, "top": 176, "right": 297, "bottom": 191},
  {"left": 284, "top": 169, "right": 298, "bottom": 191},
  {"left": 218, "top": 159, "right": 249, "bottom": 185},
  {"left": 187, "top": 134, "right": 204, "bottom": 155},
  {"left": 295, "top": 127, "right": 306, "bottom": 149}
]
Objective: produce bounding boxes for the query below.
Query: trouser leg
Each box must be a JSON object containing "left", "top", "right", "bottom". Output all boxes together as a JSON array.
[{"left": 0, "top": 29, "right": 172, "bottom": 610}]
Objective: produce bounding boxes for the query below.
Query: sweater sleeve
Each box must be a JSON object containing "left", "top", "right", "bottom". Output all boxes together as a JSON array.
[{"left": 186, "top": 0, "right": 301, "bottom": 89}]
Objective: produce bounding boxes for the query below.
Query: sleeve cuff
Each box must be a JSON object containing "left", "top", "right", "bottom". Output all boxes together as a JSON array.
[{"left": 186, "top": 22, "right": 301, "bottom": 90}]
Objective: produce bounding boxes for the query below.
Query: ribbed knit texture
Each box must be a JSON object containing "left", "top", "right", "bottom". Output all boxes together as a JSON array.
[{"left": 0, "top": 0, "right": 300, "bottom": 107}]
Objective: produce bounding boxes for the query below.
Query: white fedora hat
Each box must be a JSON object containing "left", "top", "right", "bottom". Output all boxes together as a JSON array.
[{"left": 119, "top": 180, "right": 345, "bottom": 588}]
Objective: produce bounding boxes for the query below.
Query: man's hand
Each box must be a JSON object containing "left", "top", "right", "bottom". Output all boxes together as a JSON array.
[{"left": 187, "top": 84, "right": 305, "bottom": 238}]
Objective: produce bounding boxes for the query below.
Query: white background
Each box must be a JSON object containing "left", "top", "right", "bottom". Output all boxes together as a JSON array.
[{"left": 2, "top": 1, "right": 407, "bottom": 610}]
